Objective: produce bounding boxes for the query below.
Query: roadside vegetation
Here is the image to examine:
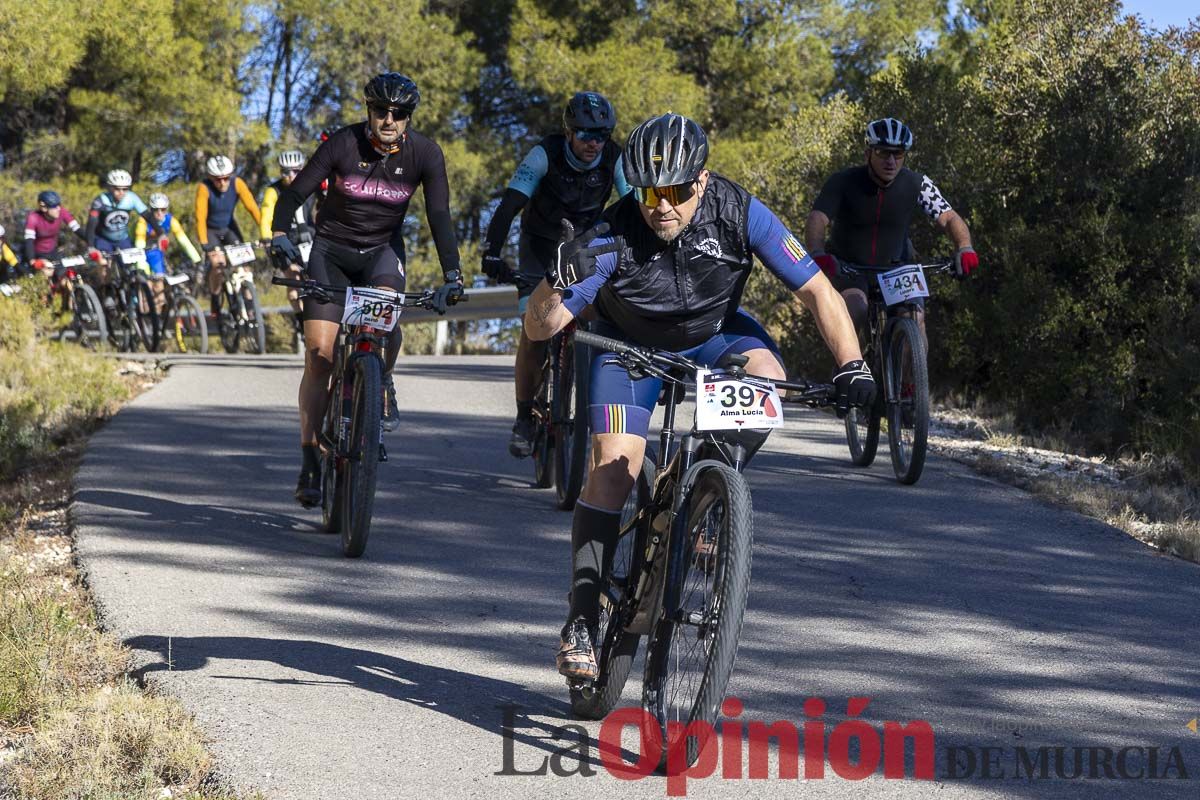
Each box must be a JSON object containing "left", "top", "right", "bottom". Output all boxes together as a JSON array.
[{"left": 0, "top": 286, "right": 259, "bottom": 798}]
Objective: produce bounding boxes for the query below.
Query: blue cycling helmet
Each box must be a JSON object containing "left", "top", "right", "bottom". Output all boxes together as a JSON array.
[{"left": 38, "top": 190, "right": 62, "bottom": 207}]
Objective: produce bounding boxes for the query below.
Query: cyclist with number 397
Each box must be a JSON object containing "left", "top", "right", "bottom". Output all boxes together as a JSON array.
[
  {"left": 804, "top": 118, "right": 978, "bottom": 339},
  {"left": 523, "top": 113, "right": 874, "bottom": 680},
  {"left": 268, "top": 71, "right": 464, "bottom": 508}
]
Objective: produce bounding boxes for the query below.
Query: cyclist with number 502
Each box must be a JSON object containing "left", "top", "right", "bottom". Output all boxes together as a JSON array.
[
  {"left": 524, "top": 114, "right": 873, "bottom": 712},
  {"left": 268, "top": 71, "right": 464, "bottom": 508}
]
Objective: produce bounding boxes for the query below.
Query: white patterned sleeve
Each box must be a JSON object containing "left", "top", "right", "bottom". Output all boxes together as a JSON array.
[{"left": 918, "top": 175, "right": 953, "bottom": 220}]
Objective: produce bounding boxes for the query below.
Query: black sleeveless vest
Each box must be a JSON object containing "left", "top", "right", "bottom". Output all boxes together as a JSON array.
[
  {"left": 522, "top": 134, "right": 620, "bottom": 242},
  {"left": 595, "top": 173, "right": 754, "bottom": 351}
]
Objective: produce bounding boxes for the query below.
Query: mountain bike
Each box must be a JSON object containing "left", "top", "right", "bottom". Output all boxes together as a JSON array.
[
  {"left": 209, "top": 242, "right": 266, "bottom": 355},
  {"left": 155, "top": 260, "right": 208, "bottom": 354},
  {"left": 97, "top": 248, "right": 161, "bottom": 352},
  {"left": 44, "top": 255, "right": 107, "bottom": 348},
  {"left": 564, "top": 329, "right": 836, "bottom": 769},
  {"left": 506, "top": 273, "right": 591, "bottom": 510},
  {"left": 839, "top": 260, "right": 953, "bottom": 485},
  {"left": 272, "top": 276, "right": 466, "bottom": 558}
]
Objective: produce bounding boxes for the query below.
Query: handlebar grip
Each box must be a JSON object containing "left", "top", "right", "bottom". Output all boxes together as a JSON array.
[
  {"left": 574, "top": 330, "right": 634, "bottom": 354},
  {"left": 271, "top": 276, "right": 305, "bottom": 288}
]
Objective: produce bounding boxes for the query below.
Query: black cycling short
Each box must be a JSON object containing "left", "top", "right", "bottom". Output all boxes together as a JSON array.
[
  {"left": 516, "top": 232, "right": 555, "bottom": 306},
  {"left": 206, "top": 223, "right": 243, "bottom": 248},
  {"left": 304, "top": 235, "right": 406, "bottom": 324},
  {"left": 834, "top": 270, "right": 925, "bottom": 311}
]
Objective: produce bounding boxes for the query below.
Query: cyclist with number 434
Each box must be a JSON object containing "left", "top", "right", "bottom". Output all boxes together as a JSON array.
[
  {"left": 523, "top": 113, "right": 875, "bottom": 681},
  {"left": 804, "top": 117, "right": 978, "bottom": 337},
  {"left": 269, "top": 71, "right": 464, "bottom": 508}
]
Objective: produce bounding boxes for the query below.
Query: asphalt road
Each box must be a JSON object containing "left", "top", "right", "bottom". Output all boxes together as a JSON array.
[{"left": 74, "top": 356, "right": 1200, "bottom": 798}]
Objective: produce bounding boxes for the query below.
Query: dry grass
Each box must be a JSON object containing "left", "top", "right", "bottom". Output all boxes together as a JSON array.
[
  {"left": 0, "top": 328, "right": 260, "bottom": 797},
  {"left": 969, "top": 451, "right": 1200, "bottom": 563}
]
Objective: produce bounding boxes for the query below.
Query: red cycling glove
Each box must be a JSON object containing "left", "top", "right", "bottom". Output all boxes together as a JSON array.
[{"left": 956, "top": 247, "right": 979, "bottom": 277}]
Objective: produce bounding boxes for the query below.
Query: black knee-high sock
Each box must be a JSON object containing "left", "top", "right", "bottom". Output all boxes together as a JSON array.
[{"left": 566, "top": 501, "right": 621, "bottom": 631}]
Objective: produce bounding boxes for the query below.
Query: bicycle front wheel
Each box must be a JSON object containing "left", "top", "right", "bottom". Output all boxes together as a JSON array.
[
  {"left": 570, "top": 455, "right": 654, "bottom": 719},
  {"left": 554, "top": 333, "right": 590, "bottom": 510},
  {"left": 165, "top": 295, "right": 208, "bottom": 354},
  {"left": 133, "top": 279, "right": 161, "bottom": 352},
  {"left": 72, "top": 282, "right": 107, "bottom": 349},
  {"left": 642, "top": 462, "right": 753, "bottom": 770},
  {"left": 341, "top": 355, "right": 383, "bottom": 558},
  {"left": 885, "top": 317, "right": 930, "bottom": 485},
  {"left": 242, "top": 281, "right": 266, "bottom": 355},
  {"left": 217, "top": 290, "right": 239, "bottom": 353}
]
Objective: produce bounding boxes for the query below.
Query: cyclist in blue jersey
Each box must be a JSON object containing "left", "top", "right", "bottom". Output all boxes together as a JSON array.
[
  {"left": 85, "top": 169, "right": 165, "bottom": 256},
  {"left": 481, "top": 92, "right": 631, "bottom": 458},
  {"left": 524, "top": 113, "right": 874, "bottom": 679},
  {"left": 805, "top": 118, "right": 977, "bottom": 338}
]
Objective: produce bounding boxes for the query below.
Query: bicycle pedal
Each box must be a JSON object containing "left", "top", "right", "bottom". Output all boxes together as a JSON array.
[
  {"left": 566, "top": 677, "right": 595, "bottom": 692},
  {"left": 378, "top": 443, "right": 388, "bottom": 463}
]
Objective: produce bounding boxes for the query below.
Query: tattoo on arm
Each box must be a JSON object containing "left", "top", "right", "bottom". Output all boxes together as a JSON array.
[{"left": 531, "top": 294, "right": 558, "bottom": 326}]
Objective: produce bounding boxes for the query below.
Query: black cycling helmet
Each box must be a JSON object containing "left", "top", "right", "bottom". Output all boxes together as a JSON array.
[
  {"left": 865, "top": 118, "right": 914, "bottom": 151},
  {"left": 37, "top": 190, "right": 62, "bottom": 207},
  {"left": 364, "top": 72, "right": 420, "bottom": 112},
  {"left": 563, "top": 92, "right": 615, "bottom": 131},
  {"left": 622, "top": 113, "right": 709, "bottom": 188}
]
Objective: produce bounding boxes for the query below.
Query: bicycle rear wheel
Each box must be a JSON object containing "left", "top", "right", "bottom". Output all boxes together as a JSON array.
[
  {"left": 845, "top": 346, "right": 882, "bottom": 466},
  {"left": 570, "top": 455, "right": 654, "bottom": 719},
  {"left": 554, "top": 332, "right": 591, "bottom": 510},
  {"left": 641, "top": 462, "right": 753, "bottom": 770},
  {"left": 341, "top": 355, "right": 383, "bottom": 557},
  {"left": 532, "top": 351, "right": 554, "bottom": 489},
  {"left": 886, "top": 317, "right": 930, "bottom": 485}
]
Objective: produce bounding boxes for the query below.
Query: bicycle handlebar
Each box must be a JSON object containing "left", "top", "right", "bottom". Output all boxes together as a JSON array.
[
  {"left": 839, "top": 260, "right": 955, "bottom": 276},
  {"left": 574, "top": 329, "right": 836, "bottom": 406},
  {"left": 270, "top": 276, "right": 469, "bottom": 309}
]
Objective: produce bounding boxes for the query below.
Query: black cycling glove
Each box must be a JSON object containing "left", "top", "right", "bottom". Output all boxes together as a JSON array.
[
  {"left": 270, "top": 234, "right": 302, "bottom": 269},
  {"left": 547, "top": 220, "right": 620, "bottom": 290},
  {"left": 481, "top": 253, "right": 513, "bottom": 283},
  {"left": 431, "top": 269, "right": 464, "bottom": 315},
  {"left": 832, "top": 359, "right": 876, "bottom": 419}
]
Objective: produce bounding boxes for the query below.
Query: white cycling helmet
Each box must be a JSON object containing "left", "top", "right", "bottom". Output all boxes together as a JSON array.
[
  {"left": 0, "top": 223, "right": 6, "bottom": 237},
  {"left": 278, "top": 150, "right": 306, "bottom": 170},
  {"left": 865, "top": 118, "right": 914, "bottom": 151},
  {"left": 205, "top": 155, "right": 234, "bottom": 178},
  {"left": 106, "top": 168, "right": 133, "bottom": 188},
  {"left": 148, "top": 192, "right": 170, "bottom": 210}
]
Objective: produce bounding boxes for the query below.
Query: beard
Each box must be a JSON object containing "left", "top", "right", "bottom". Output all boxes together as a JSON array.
[{"left": 653, "top": 226, "right": 683, "bottom": 243}]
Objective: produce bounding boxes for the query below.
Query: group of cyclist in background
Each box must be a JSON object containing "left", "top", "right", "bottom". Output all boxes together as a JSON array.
[{"left": 1, "top": 69, "right": 980, "bottom": 684}]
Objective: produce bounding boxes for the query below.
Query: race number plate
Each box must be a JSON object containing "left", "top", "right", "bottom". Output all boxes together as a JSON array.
[
  {"left": 877, "top": 265, "right": 929, "bottom": 306},
  {"left": 165, "top": 273, "right": 190, "bottom": 286},
  {"left": 298, "top": 241, "right": 313, "bottom": 264},
  {"left": 225, "top": 242, "right": 256, "bottom": 266},
  {"left": 342, "top": 286, "right": 401, "bottom": 332},
  {"left": 60, "top": 256, "right": 85, "bottom": 268},
  {"left": 695, "top": 370, "right": 784, "bottom": 431},
  {"left": 117, "top": 247, "right": 146, "bottom": 265}
]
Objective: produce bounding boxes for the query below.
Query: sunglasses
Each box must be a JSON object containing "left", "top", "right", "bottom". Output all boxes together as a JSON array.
[
  {"left": 573, "top": 128, "right": 611, "bottom": 143},
  {"left": 871, "top": 147, "right": 907, "bottom": 161},
  {"left": 212, "top": 175, "right": 232, "bottom": 182},
  {"left": 369, "top": 104, "right": 411, "bottom": 121},
  {"left": 637, "top": 181, "right": 698, "bottom": 208},
  {"left": 283, "top": 168, "right": 300, "bottom": 177}
]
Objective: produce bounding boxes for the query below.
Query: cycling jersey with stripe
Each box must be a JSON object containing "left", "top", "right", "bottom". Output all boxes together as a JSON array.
[{"left": 812, "top": 165, "right": 951, "bottom": 266}]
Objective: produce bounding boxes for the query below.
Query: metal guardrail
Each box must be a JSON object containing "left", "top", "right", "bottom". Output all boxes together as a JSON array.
[{"left": 261, "top": 284, "right": 521, "bottom": 324}]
